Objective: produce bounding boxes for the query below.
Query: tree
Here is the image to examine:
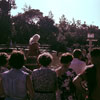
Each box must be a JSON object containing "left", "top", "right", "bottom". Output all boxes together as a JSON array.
[
  {"left": 37, "top": 16, "right": 58, "bottom": 45},
  {"left": 57, "top": 15, "right": 69, "bottom": 42},
  {"left": 48, "top": 11, "right": 54, "bottom": 19},
  {"left": 22, "top": 4, "right": 31, "bottom": 12},
  {"left": 23, "top": 9, "right": 43, "bottom": 24},
  {"left": 22, "top": 5, "right": 43, "bottom": 24},
  {"left": 76, "top": 20, "right": 81, "bottom": 28},
  {"left": 0, "top": 0, "right": 16, "bottom": 43},
  {"left": 12, "top": 9, "right": 43, "bottom": 43}
]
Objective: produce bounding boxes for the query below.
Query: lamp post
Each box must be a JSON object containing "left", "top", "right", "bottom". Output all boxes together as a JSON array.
[{"left": 87, "top": 33, "right": 97, "bottom": 53}]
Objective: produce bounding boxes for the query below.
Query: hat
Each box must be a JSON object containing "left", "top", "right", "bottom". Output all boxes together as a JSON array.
[{"left": 29, "top": 34, "right": 40, "bottom": 45}]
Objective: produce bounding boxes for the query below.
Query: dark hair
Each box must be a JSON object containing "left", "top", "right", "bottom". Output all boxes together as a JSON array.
[
  {"left": 73, "top": 49, "right": 82, "bottom": 58},
  {"left": 90, "top": 48, "right": 100, "bottom": 57},
  {"left": 9, "top": 50, "right": 26, "bottom": 69},
  {"left": 60, "top": 53, "right": 73, "bottom": 64},
  {"left": 37, "top": 52, "right": 53, "bottom": 67},
  {"left": 0, "top": 52, "right": 9, "bottom": 66}
]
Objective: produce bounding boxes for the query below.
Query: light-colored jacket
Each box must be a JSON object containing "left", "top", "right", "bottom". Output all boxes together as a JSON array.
[{"left": 70, "top": 58, "right": 86, "bottom": 75}]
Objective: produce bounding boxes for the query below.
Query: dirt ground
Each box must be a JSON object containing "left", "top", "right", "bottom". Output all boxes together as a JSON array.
[
  {"left": 24, "top": 50, "right": 62, "bottom": 70},
  {"left": 50, "top": 52, "right": 62, "bottom": 70}
]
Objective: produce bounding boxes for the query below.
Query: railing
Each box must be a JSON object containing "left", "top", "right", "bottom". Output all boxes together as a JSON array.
[{"left": 0, "top": 44, "right": 51, "bottom": 53}]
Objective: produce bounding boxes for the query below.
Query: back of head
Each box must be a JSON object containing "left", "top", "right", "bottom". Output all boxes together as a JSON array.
[
  {"left": 9, "top": 50, "right": 26, "bottom": 69},
  {"left": 90, "top": 48, "right": 100, "bottom": 66},
  {"left": 60, "top": 52, "right": 73, "bottom": 64},
  {"left": 0, "top": 52, "right": 9, "bottom": 66},
  {"left": 37, "top": 52, "right": 53, "bottom": 67},
  {"left": 90, "top": 48, "right": 100, "bottom": 57},
  {"left": 73, "top": 49, "right": 82, "bottom": 58}
]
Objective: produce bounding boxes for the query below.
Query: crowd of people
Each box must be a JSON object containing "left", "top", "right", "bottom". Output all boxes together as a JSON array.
[{"left": 0, "top": 34, "right": 99, "bottom": 100}]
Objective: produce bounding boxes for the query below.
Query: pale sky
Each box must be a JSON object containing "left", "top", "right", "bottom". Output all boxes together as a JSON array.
[{"left": 11, "top": 0, "right": 100, "bottom": 28}]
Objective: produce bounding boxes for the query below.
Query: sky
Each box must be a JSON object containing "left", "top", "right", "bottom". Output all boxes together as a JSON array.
[{"left": 11, "top": 0, "right": 100, "bottom": 28}]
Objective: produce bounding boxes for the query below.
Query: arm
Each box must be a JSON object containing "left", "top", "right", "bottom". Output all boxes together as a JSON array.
[
  {"left": 73, "top": 74, "right": 83, "bottom": 91},
  {"left": 73, "top": 73, "right": 88, "bottom": 95},
  {"left": 26, "top": 75, "right": 34, "bottom": 100}
]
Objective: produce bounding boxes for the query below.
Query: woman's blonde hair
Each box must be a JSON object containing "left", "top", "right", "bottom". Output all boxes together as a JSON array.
[{"left": 29, "top": 34, "right": 40, "bottom": 45}]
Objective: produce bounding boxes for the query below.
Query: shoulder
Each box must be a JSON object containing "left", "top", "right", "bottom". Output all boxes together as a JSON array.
[
  {"left": 55, "top": 67, "right": 61, "bottom": 71},
  {"left": 85, "top": 65, "right": 95, "bottom": 73},
  {"left": 32, "top": 68, "right": 39, "bottom": 74},
  {"left": 33, "top": 68, "right": 39, "bottom": 72},
  {"left": 45, "top": 68, "right": 56, "bottom": 74},
  {"left": 77, "top": 59, "right": 86, "bottom": 67},
  {"left": 21, "top": 70, "right": 29, "bottom": 75},
  {"left": 50, "top": 68, "right": 57, "bottom": 74},
  {"left": 2, "top": 70, "right": 9, "bottom": 74},
  {"left": 79, "top": 65, "right": 94, "bottom": 79},
  {"left": 32, "top": 68, "right": 41, "bottom": 75},
  {"left": 72, "top": 58, "right": 86, "bottom": 64},
  {"left": 1, "top": 70, "right": 10, "bottom": 78}
]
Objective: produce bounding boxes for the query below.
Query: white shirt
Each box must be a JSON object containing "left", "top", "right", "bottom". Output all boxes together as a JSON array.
[{"left": 69, "top": 58, "right": 86, "bottom": 75}]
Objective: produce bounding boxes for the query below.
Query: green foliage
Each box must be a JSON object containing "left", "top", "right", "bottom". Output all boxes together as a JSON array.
[
  {"left": 12, "top": 9, "right": 43, "bottom": 43},
  {"left": 0, "top": 0, "right": 14, "bottom": 43},
  {"left": 0, "top": 0, "right": 100, "bottom": 50},
  {"left": 37, "top": 16, "right": 58, "bottom": 44},
  {"left": 10, "top": 9, "right": 100, "bottom": 50}
]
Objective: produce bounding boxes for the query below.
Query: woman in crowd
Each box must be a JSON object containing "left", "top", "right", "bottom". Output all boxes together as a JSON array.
[
  {"left": 0, "top": 52, "right": 9, "bottom": 73},
  {"left": 56, "top": 52, "right": 77, "bottom": 100},
  {"left": 69, "top": 49, "right": 86, "bottom": 75},
  {"left": 28, "top": 34, "right": 40, "bottom": 57},
  {"left": 26, "top": 34, "right": 41, "bottom": 70},
  {"left": 32, "top": 52, "right": 57, "bottom": 100},
  {"left": 0, "top": 52, "right": 9, "bottom": 100},
  {"left": 73, "top": 48, "right": 100, "bottom": 100},
  {"left": 0, "top": 50, "right": 34, "bottom": 100}
]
